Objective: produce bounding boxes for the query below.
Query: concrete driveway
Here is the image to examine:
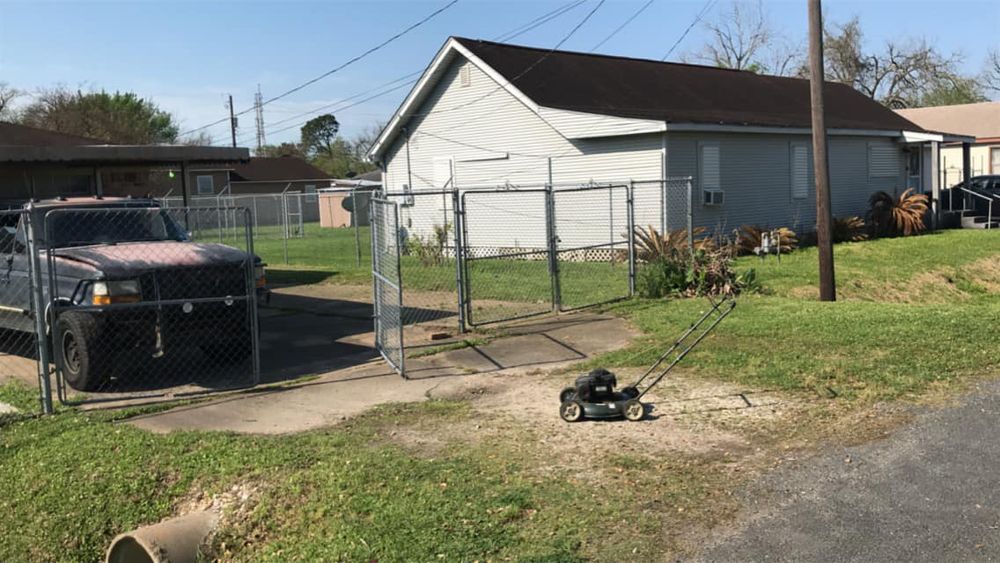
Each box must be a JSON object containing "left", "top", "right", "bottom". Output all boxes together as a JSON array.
[{"left": 697, "top": 380, "right": 1000, "bottom": 562}]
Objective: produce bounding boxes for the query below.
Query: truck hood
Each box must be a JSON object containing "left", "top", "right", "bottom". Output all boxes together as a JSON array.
[{"left": 52, "top": 241, "right": 251, "bottom": 278}]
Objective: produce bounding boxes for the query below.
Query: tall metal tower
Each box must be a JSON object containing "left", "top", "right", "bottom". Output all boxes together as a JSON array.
[{"left": 254, "top": 85, "right": 266, "bottom": 150}]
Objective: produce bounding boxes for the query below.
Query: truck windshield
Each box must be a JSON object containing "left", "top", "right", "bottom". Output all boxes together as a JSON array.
[{"left": 37, "top": 208, "right": 189, "bottom": 249}]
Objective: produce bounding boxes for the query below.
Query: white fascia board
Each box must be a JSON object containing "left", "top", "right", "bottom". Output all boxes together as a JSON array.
[
  {"left": 538, "top": 107, "right": 666, "bottom": 139},
  {"left": 367, "top": 38, "right": 541, "bottom": 162},
  {"left": 901, "top": 130, "right": 945, "bottom": 143},
  {"left": 663, "top": 123, "right": 905, "bottom": 137}
]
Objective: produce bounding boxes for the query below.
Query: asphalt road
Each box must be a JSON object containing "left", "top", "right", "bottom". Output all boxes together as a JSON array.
[{"left": 697, "top": 380, "right": 1000, "bottom": 562}]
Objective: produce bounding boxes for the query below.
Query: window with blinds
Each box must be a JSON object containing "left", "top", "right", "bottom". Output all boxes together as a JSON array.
[
  {"left": 790, "top": 143, "right": 809, "bottom": 199},
  {"left": 869, "top": 143, "right": 899, "bottom": 178},
  {"left": 700, "top": 143, "right": 721, "bottom": 190}
]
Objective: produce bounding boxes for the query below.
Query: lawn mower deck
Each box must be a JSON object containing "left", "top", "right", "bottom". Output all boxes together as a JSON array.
[{"left": 559, "top": 296, "right": 736, "bottom": 423}]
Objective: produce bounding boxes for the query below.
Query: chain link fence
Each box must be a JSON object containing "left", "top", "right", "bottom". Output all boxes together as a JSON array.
[{"left": 371, "top": 199, "right": 405, "bottom": 375}]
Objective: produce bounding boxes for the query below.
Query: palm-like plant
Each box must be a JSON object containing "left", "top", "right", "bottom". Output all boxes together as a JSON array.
[
  {"left": 632, "top": 225, "right": 709, "bottom": 262},
  {"left": 867, "top": 189, "right": 929, "bottom": 237},
  {"left": 832, "top": 216, "right": 868, "bottom": 243},
  {"left": 735, "top": 225, "right": 798, "bottom": 256}
]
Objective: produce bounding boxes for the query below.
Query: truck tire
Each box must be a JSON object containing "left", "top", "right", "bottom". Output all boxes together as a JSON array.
[{"left": 55, "top": 312, "right": 108, "bottom": 392}]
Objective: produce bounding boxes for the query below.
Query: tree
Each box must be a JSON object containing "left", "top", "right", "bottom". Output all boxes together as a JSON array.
[
  {"left": 819, "top": 16, "right": 985, "bottom": 108},
  {"left": 18, "top": 88, "right": 179, "bottom": 143},
  {"left": 0, "top": 83, "right": 19, "bottom": 121},
  {"left": 300, "top": 114, "right": 340, "bottom": 158},
  {"left": 985, "top": 50, "right": 1000, "bottom": 93},
  {"left": 255, "top": 142, "right": 307, "bottom": 159},
  {"left": 686, "top": 0, "right": 801, "bottom": 76}
]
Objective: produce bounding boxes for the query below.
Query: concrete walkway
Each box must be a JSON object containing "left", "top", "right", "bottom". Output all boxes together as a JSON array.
[
  {"left": 696, "top": 379, "right": 1000, "bottom": 562},
  {"left": 128, "top": 312, "right": 635, "bottom": 434}
]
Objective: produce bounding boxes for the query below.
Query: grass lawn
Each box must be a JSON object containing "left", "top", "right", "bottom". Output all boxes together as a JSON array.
[
  {"left": 255, "top": 222, "right": 630, "bottom": 307},
  {"left": 598, "top": 229, "right": 1000, "bottom": 401},
  {"left": 1, "top": 228, "right": 997, "bottom": 561}
]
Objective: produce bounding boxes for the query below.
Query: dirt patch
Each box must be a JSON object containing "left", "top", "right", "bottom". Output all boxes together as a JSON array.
[
  {"left": 963, "top": 255, "right": 1000, "bottom": 293},
  {"left": 390, "top": 368, "right": 815, "bottom": 477}
]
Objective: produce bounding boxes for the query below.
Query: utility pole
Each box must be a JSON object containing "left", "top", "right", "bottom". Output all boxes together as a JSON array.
[
  {"left": 254, "top": 85, "right": 266, "bottom": 150},
  {"left": 227, "top": 94, "right": 238, "bottom": 148},
  {"left": 808, "top": 0, "right": 836, "bottom": 301}
]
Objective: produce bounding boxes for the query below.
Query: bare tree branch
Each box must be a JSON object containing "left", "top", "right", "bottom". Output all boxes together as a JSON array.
[
  {"left": 0, "top": 83, "right": 20, "bottom": 120},
  {"left": 685, "top": 0, "right": 801, "bottom": 75}
]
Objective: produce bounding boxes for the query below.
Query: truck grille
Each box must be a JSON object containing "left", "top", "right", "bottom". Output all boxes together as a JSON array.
[{"left": 140, "top": 265, "right": 247, "bottom": 301}]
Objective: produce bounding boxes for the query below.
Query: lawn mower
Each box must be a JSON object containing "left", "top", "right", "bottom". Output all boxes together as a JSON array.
[{"left": 559, "top": 296, "right": 736, "bottom": 422}]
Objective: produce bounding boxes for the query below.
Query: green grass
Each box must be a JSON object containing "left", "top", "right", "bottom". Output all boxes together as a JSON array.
[
  {"left": 598, "top": 230, "right": 1000, "bottom": 401},
  {"left": 252, "top": 222, "right": 629, "bottom": 306},
  {"left": 0, "top": 399, "right": 705, "bottom": 562}
]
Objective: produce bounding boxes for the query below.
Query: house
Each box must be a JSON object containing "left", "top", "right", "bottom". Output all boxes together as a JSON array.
[
  {"left": 367, "top": 37, "right": 974, "bottom": 242},
  {"left": 0, "top": 121, "right": 248, "bottom": 203},
  {"left": 896, "top": 102, "right": 1000, "bottom": 187}
]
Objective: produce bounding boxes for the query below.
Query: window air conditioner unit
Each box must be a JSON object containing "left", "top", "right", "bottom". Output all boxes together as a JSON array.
[{"left": 703, "top": 189, "right": 724, "bottom": 206}]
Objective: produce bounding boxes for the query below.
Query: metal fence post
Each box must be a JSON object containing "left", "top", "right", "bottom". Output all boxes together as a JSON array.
[
  {"left": 545, "top": 183, "right": 562, "bottom": 312},
  {"left": 393, "top": 202, "right": 406, "bottom": 378},
  {"left": 686, "top": 177, "right": 694, "bottom": 254},
  {"left": 354, "top": 188, "right": 363, "bottom": 268},
  {"left": 627, "top": 181, "right": 636, "bottom": 297},
  {"left": 452, "top": 188, "right": 466, "bottom": 333},
  {"left": 243, "top": 208, "right": 261, "bottom": 384},
  {"left": 24, "top": 209, "right": 52, "bottom": 414}
]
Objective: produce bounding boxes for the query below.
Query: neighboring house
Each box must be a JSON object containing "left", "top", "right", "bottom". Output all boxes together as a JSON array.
[
  {"left": 0, "top": 122, "right": 248, "bottom": 202},
  {"left": 896, "top": 102, "right": 1000, "bottom": 187},
  {"left": 367, "top": 37, "right": 973, "bottom": 243},
  {"left": 213, "top": 156, "right": 332, "bottom": 196}
]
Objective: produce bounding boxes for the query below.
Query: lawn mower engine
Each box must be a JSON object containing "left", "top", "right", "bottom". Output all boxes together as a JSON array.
[{"left": 572, "top": 369, "right": 618, "bottom": 402}]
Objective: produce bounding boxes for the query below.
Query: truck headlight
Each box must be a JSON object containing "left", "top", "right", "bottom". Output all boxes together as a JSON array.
[
  {"left": 254, "top": 265, "right": 266, "bottom": 288},
  {"left": 92, "top": 280, "right": 142, "bottom": 305}
]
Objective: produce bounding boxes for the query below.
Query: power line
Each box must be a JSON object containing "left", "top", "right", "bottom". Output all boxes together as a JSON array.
[
  {"left": 241, "top": 1, "right": 596, "bottom": 146},
  {"left": 178, "top": 0, "right": 459, "bottom": 138},
  {"left": 495, "top": 0, "right": 587, "bottom": 42},
  {"left": 590, "top": 0, "right": 655, "bottom": 52},
  {"left": 660, "top": 0, "right": 717, "bottom": 61}
]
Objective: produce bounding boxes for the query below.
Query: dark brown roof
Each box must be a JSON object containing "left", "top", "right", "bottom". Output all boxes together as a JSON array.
[
  {"left": 230, "top": 156, "right": 329, "bottom": 182},
  {"left": 0, "top": 121, "right": 107, "bottom": 146},
  {"left": 355, "top": 170, "right": 382, "bottom": 182},
  {"left": 455, "top": 38, "right": 925, "bottom": 132}
]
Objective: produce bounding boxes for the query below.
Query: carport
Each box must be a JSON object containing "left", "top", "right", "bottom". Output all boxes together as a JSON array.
[{"left": 0, "top": 122, "right": 249, "bottom": 202}]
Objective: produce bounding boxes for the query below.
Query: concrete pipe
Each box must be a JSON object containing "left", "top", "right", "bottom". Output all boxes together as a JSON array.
[{"left": 106, "top": 510, "right": 219, "bottom": 563}]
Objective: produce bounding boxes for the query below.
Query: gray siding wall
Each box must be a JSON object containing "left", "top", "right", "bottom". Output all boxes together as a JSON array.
[{"left": 666, "top": 132, "right": 906, "bottom": 234}]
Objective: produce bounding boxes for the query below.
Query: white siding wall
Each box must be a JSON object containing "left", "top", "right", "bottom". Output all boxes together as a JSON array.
[{"left": 382, "top": 55, "right": 663, "bottom": 247}]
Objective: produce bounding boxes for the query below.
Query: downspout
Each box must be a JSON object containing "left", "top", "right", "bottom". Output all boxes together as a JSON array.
[{"left": 404, "top": 126, "right": 413, "bottom": 192}]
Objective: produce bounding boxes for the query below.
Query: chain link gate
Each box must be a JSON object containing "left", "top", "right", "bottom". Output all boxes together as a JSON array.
[
  {"left": 460, "top": 188, "right": 553, "bottom": 327},
  {"left": 370, "top": 198, "right": 405, "bottom": 376},
  {"left": 552, "top": 184, "right": 633, "bottom": 311},
  {"left": 42, "top": 205, "right": 260, "bottom": 405}
]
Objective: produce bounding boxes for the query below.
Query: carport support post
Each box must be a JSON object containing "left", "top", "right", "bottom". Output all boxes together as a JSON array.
[
  {"left": 25, "top": 210, "right": 53, "bottom": 414},
  {"left": 686, "top": 177, "right": 694, "bottom": 254},
  {"left": 930, "top": 141, "right": 941, "bottom": 229}
]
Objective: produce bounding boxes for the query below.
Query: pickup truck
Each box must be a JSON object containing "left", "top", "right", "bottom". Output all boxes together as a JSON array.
[{"left": 0, "top": 197, "right": 266, "bottom": 392}]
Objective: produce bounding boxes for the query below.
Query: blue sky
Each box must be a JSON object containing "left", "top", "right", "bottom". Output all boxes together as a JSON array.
[{"left": 1, "top": 0, "right": 997, "bottom": 147}]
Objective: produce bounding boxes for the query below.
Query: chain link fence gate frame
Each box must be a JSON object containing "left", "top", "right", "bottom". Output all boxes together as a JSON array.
[
  {"left": 370, "top": 198, "right": 405, "bottom": 377},
  {"left": 40, "top": 205, "right": 260, "bottom": 406}
]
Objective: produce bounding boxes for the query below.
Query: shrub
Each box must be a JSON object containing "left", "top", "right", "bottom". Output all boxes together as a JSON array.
[
  {"left": 636, "top": 246, "right": 759, "bottom": 298},
  {"left": 632, "top": 225, "right": 711, "bottom": 262},
  {"left": 735, "top": 225, "right": 798, "bottom": 256},
  {"left": 406, "top": 223, "right": 452, "bottom": 266},
  {"left": 867, "top": 189, "right": 928, "bottom": 237},
  {"left": 832, "top": 216, "right": 868, "bottom": 243}
]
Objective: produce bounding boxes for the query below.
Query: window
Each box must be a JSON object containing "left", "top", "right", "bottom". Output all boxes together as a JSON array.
[
  {"left": 305, "top": 184, "right": 317, "bottom": 202},
  {"left": 869, "top": 143, "right": 898, "bottom": 178},
  {"left": 790, "top": 143, "right": 810, "bottom": 200},
  {"left": 699, "top": 143, "right": 723, "bottom": 206},
  {"left": 992, "top": 147, "right": 999, "bottom": 174},
  {"left": 196, "top": 175, "right": 214, "bottom": 195}
]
